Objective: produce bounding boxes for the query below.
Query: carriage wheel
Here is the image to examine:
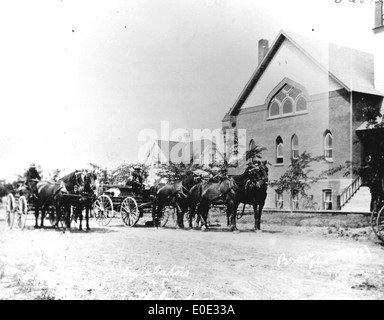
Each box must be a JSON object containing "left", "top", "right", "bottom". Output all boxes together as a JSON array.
[
  {"left": 120, "top": 197, "right": 139, "bottom": 227},
  {"left": 376, "top": 206, "right": 384, "bottom": 243},
  {"left": 371, "top": 211, "right": 380, "bottom": 237},
  {"left": 5, "top": 194, "right": 15, "bottom": 229},
  {"left": 16, "top": 196, "right": 28, "bottom": 230},
  {"left": 92, "top": 195, "right": 114, "bottom": 226}
]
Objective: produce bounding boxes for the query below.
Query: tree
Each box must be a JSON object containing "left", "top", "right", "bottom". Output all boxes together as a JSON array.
[
  {"left": 153, "top": 162, "right": 206, "bottom": 181},
  {"left": 355, "top": 98, "right": 383, "bottom": 128},
  {"left": 112, "top": 163, "right": 150, "bottom": 185},
  {"left": 269, "top": 151, "right": 324, "bottom": 211},
  {"left": 47, "top": 169, "right": 62, "bottom": 181},
  {"left": 88, "top": 163, "right": 113, "bottom": 184},
  {"left": 0, "top": 184, "right": 9, "bottom": 197},
  {"left": 214, "top": 143, "right": 267, "bottom": 174}
]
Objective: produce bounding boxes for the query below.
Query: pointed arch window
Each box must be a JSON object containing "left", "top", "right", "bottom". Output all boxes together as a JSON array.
[
  {"left": 276, "top": 136, "right": 284, "bottom": 164},
  {"left": 324, "top": 131, "right": 333, "bottom": 160},
  {"left": 291, "top": 134, "right": 299, "bottom": 159},
  {"left": 282, "top": 98, "right": 294, "bottom": 114},
  {"left": 269, "top": 101, "right": 280, "bottom": 117},
  {"left": 249, "top": 139, "right": 256, "bottom": 163},
  {"left": 268, "top": 83, "right": 307, "bottom": 119}
]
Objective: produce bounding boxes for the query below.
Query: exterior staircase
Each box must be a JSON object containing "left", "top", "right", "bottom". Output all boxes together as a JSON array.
[{"left": 340, "top": 186, "right": 371, "bottom": 213}]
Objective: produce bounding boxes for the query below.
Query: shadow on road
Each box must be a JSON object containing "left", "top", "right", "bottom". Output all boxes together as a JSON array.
[
  {"left": 159, "top": 224, "right": 283, "bottom": 234},
  {"left": 15, "top": 225, "right": 118, "bottom": 234}
]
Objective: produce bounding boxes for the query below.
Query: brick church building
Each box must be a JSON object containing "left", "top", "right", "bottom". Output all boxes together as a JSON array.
[{"left": 222, "top": 2, "right": 384, "bottom": 211}]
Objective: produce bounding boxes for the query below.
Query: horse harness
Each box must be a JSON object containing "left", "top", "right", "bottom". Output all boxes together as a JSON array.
[
  {"left": 34, "top": 181, "right": 64, "bottom": 206},
  {"left": 162, "top": 183, "right": 190, "bottom": 203},
  {"left": 197, "top": 177, "right": 255, "bottom": 218}
]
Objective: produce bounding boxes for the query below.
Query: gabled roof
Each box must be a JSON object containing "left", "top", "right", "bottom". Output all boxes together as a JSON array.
[
  {"left": 146, "top": 139, "right": 217, "bottom": 164},
  {"left": 224, "top": 30, "right": 383, "bottom": 120}
]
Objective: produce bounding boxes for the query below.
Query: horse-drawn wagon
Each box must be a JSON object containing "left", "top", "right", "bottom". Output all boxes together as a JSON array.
[
  {"left": 4, "top": 191, "right": 28, "bottom": 230},
  {"left": 4, "top": 183, "right": 65, "bottom": 231},
  {"left": 92, "top": 184, "right": 171, "bottom": 227}
]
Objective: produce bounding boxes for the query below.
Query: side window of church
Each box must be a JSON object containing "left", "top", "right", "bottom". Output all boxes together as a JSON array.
[
  {"left": 276, "top": 191, "right": 283, "bottom": 208},
  {"left": 324, "top": 131, "right": 333, "bottom": 160},
  {"left": 276, "top": 136, "right": 284, "bottom": 164},
  {"left": 291, "top": 134, "right": 299, "bottom": 159},
  {"left": 323, "top": 190, "right": 332, "bottom": 210}
]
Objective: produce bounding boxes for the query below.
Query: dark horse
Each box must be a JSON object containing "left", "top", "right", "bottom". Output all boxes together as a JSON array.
[
  {"left": 152, "top": 171, "right": 200, "bottom": 228},
  {"left": 27, "top": 179, "right": 66, "bottom": 229},
  {"left": 187, "top": 162, "right": 268, "bottom": 232},
  {"left": 233, "top": 161, "right": 268, "bottom": 231},
  {"left": 60, "top": 171, "right": 98, "bottom": 230}
]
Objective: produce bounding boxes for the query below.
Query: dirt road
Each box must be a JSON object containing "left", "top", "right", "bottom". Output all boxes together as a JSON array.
[{"left": 0, "top": 208, "right": 383, "bottom": 300}]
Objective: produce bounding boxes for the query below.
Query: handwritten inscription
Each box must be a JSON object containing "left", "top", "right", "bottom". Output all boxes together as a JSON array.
[
  {"left": 276, "top": 246, "right": 372, "bottom": 269},
  {"left": 121, "top": 264, "right": 194, "bottom": 300},
  {"left": 335, "top": 0, "right": 374, "bottom": 3},
  {"left": 122, "top": 264, "right": 190, "bottom": 283}
]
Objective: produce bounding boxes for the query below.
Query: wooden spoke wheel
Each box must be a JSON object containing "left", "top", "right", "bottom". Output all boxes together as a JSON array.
[
  {"left": 5, "top": 194, "right": 16, "bottom": 229},
  {"left": 16, "top": 196, "right": 28, "bottom": 230},
  {"left": 120, "top": 197, "right": 139, "bottom": 227},
  {"left": 376, "top": 206, "right": 384, "bottom": 243},
  {"left": 93, "top": 195, "right": 114, "bottom": 226}
]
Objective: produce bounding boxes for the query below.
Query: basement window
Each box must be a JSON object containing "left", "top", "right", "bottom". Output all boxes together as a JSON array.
[
  {"left": 323, "top": 190, "right": 332, "bottom": 210},
  {"left": 276, "top": 191, "right": 284, "bottom": 209}
]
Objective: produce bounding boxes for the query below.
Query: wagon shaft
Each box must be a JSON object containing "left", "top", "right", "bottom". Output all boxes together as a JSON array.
[{"left": 137, "top": 202, "right": 153, "bottom": 210}]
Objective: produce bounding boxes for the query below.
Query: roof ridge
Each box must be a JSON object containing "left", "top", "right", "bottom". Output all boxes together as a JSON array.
[
  {"left": 224, "top": 29, "right": 381, "bottom": 118},
  {"left": 282, "top": 29, "right": 374, "bottom": 55}
]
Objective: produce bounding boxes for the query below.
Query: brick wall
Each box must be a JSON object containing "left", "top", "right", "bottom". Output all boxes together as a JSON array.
[{"left": 234, "top": 89, "right": 354, "bottom": 209}]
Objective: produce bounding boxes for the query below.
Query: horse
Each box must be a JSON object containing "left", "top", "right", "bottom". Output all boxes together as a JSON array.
[
  {"left": 27, "top": 179, "right": 66, "bottom": 229},
  {"left": 185, "top": 173, "right": 227, "bottom": 228},
  {"left": 77, "top": 171, "right": 98, "bottom": 230},
  {"left": 233, "top": 161, "right": 268, "bottom": 231},
  {"left": 60, "top": 170, "right": 86, "bottom": 194},
  {"left": 152, "top": 171, "right": 201, "bottom": 228},
  {"left": 60, "top": 171, "right": 97, "bottom": 230},
  {"left": 186, "top": 163, "right": 267, "bottom": 232}
]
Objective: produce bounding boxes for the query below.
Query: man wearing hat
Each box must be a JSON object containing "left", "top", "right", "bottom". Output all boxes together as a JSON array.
[
  {"left": 25, "top": 163, "right": 41, "bottom": 182},
  {"left": 25, "top": 163, "right": 41, "bottom": 197},
  {"left": 131, "top": 166, "right": 143, "bottom": 184},
  {"left": 125, "top": 166, "right": 143, "bottom": 193}
]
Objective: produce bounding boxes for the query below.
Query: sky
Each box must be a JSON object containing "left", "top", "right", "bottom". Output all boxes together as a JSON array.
[{"left": 0, "top": 0, "right": 377, "bottom": 181}]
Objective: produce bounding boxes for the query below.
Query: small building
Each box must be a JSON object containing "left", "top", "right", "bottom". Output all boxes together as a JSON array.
[{"left": 143, "top": 138, "right": 221, "bottom": 167}]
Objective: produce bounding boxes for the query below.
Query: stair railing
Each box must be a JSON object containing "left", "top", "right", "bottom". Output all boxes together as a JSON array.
[{"left": 339, "top": 176, "right": 362, "bottom": 209}]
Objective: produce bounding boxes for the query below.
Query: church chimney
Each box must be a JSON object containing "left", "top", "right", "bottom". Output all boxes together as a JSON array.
[
  {"left": 258, "top": 39, "right": 269, "bottom": 65},
  {"left": 374, "top": 0, "right": 383, "bottom": 28}
]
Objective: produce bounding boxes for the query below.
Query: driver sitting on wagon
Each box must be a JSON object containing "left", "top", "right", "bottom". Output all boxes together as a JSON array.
[
  {"left": 125, "top": 167, "right": 143, "bottom": 194},
  {"left": 25, "top": 163, "right": 41, "bottom": 199}
]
